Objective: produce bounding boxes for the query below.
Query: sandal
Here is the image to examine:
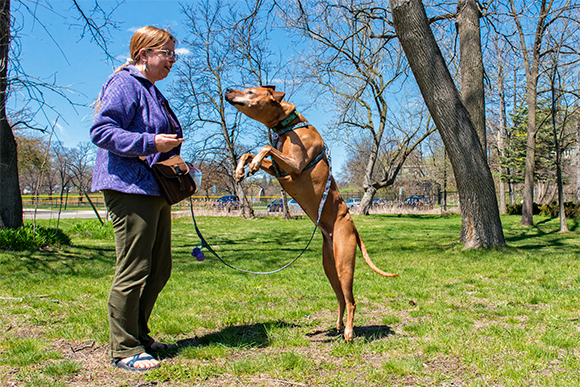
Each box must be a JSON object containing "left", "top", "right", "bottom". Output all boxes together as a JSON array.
[{"left": 112, "top": 353, "right": 160, "bottom": 372}]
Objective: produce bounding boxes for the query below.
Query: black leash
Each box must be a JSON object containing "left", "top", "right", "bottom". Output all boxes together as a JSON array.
[
  {"left": 189, "top": 145, "right": 333, "bottom": 275},
  {"left": 189, "top": 198, "right": 318, "bottom": 274}
]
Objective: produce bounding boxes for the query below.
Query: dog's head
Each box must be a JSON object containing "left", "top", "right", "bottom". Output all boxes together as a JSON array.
[{"left": 225, "top": 86, "right": 296, "bottom": 128}]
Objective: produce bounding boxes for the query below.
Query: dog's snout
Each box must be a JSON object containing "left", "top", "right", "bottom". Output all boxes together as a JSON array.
[
  {"left": 224, "top": 88, "right": 240, "bottom": 105},
  {"left": 224, "top": 88, "right": 235, "bottom": 101}
]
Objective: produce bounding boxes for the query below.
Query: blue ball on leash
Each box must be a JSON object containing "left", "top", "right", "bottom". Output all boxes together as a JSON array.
[{"left": 191, "top": 247, "right": 205, "bottom": 261}]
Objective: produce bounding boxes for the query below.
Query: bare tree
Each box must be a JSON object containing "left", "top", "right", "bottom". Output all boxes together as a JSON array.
[
  {"left": 52, "top": 142, "right": 74, "bottom": 210},
  {"left": 15, "top": 132, "right": 50, "bottom": 195},
  {"left": 171, "top": 0, "right": 279, "bottom": 218},
  {"left": 486, "top": 36, "right": 513, "bottom": 214},
  {"left": 544, "top": 17, "right": 580, "bottom": 232},
  {"left": 67, "top": 141, "right": 94, "bottom": 197},
  {"left": 389, "top": 0, "right": 505, "bottom": 248},
  {"left": 285, "top": 1, "right": 435, "bottom": 214},
  {"left": 498, "top": 0, "right": 579, "bottom": 226},
  {"left": 0, "top": 0, "right": 120, "bottom": 229},
  {"left": 0, "top": 0, "right": 20, "bottom": 228}
]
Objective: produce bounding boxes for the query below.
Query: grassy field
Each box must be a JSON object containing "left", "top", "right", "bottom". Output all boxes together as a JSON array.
[{"left": 1, "top": 213, "right": 580, "bottom": 386}]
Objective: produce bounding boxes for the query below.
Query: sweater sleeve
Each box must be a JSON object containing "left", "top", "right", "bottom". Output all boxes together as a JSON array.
[{"left": 90, "top": 74, "right": 157, "bottom": 157}]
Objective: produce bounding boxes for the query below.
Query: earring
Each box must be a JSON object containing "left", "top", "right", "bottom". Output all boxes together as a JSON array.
[{"left": 144, "top": 61, "right": 147, "bottom": 72}]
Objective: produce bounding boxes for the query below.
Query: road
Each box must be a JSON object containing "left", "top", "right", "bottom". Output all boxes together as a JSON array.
[{"left": 23, "top": 209, "right": 108, "bottom": 220}]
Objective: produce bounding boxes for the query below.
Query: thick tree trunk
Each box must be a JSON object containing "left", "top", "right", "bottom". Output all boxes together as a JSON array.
[
  {"left": 390, "top": 0, "right": 505, "bottom": 248},
  {"left": 457, "top": 0, "right": 486, "bottom": 155},
  {"left": 0, "top": 0, "right": 23, "bottom": 229}
]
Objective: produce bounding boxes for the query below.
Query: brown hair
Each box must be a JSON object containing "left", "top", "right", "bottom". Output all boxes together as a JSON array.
[
  {"left": 95, "top": 26, "right": 176, "bottom": 112},
  {"left": 115, "top": 26, "right": 177, "bottom": 73}
]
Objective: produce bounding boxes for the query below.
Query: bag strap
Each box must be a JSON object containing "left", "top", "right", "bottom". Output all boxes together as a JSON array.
[
  {"left": 137, "top": 100, "right": 180, "bottom": 167},
  {"left": 160, "top": 100, "right": 178, "bottom": 135}
]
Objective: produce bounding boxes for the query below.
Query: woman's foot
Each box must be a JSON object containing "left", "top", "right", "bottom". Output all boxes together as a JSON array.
[{"left": 113, "top": 352, "right": 160, "bottom": 372}]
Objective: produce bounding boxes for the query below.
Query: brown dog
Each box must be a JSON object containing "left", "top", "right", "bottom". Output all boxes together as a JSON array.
[{"left": 225, "top": 86, "right": 397, "bottom": 341}]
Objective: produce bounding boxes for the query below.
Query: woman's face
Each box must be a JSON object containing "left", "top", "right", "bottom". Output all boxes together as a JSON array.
[{"left": 140, "top": 39, "right": 177, "bottom": 84}]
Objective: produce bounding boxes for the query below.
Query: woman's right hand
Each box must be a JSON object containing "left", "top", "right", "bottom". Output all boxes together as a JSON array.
[{"left": 155, "top": 134, "right": 185, "bottom": 153}]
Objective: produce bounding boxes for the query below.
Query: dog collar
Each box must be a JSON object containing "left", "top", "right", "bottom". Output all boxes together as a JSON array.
[{"left": 272, "top": 110, "right": 299, "bottom": 132}]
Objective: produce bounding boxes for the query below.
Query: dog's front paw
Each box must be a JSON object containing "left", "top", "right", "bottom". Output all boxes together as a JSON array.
[
  {"left": 248, "top": 160, "right": 262, "bottom": 174},
  {"left": 235, "top": 168, "right": 246, "bottom": 182}
]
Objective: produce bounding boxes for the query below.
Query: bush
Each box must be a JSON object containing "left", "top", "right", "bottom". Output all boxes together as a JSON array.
[
  {"left": 506, "top": 202, "right": 541, "bottom": 215},
  {"left": 539, "top": 202, "right": 580, "bottom": 219},
  {"left": 0, "top": 224, "right": 71, "bottom": 251}
]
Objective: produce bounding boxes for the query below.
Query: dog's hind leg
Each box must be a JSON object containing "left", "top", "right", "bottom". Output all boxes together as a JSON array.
[
  {"left": 322, "top": 235, "right": 347, "bottom": 335},
  {"left": 333, "top": 229, "right": 357, "bottom": 342},
  {"left": 322, "top": 230, "right": 357, "bottom": 341}
]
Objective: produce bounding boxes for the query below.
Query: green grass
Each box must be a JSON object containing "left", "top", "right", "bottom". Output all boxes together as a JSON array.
[{"left": 1, "top": 213, "right": 580, "bottom": 386}]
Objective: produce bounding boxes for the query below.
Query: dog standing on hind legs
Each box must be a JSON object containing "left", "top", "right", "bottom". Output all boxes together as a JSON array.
[{"left": 224, "top": 85, "right": 397, "bottom": 341}]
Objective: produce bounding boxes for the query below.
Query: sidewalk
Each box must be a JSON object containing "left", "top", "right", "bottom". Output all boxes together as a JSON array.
[{"left": 23, "top": 209, "right": 108, "bottom": 220}]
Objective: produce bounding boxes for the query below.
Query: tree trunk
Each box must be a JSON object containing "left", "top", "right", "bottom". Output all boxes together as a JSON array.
[
  {"left": 0, "top": 0, "right": 23, "bottom": 229},
  {"left": 521, "top": 88, "right": 538, "bottom": 225},
  {"left": 359, "top": 119, "right": 384, "bottom": 215},
  {"left": 577, "top": 118, "right": 580, "bottom": 202},
  {"left": 511, "top": 0, "right": 547, "bottom": 226},
  {"left": 496, "top": 129, "right": 507, "bottom": 214},
  {"left": 457, "top": 0, "right": 486, "bottom": 156},
  {"left": 360, "top": 185, "right": 377, "bottom": 215},
  {"left": 496, "top": 41, "right": 507, "bottom": 214},
  {"left": 551, "top": 71, "right": 568, "bottom": 232},
  {"left": 389, "top": 0, "right": 505, "bottom": 248},
  {"left": 281, "top": 189, "right": 291, "bottom": 220},
  {"left": 235, "top": 181, "right": 254, "bottom": 219}
]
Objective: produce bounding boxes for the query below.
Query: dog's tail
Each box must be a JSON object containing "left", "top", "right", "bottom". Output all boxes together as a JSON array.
[{"left": 355, "top": 231, "right": 398, "bottom": 277}]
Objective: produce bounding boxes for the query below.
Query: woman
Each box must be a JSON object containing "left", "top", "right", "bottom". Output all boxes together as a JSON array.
[{"left": 90, "top": 26, "right": 183, "bottom": 372}]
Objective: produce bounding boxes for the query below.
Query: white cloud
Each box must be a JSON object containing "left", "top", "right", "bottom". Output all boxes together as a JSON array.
[{"left": 175, "top": 47, "right": 192, "bottom": 56}]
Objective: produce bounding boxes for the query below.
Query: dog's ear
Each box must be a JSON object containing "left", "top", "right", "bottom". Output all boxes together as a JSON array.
[
  {"left": 262, "top": 85, "right": 276, "bottom": 90},
  {"left": 272, "top": 90, "right": 286, "bottom": 103}
]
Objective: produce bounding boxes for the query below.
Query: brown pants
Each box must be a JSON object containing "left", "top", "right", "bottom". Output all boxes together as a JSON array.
[{"left": 103, "top": 190, "right": 172, "bottom": 359}]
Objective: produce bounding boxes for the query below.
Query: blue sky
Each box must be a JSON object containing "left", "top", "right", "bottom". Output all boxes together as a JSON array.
[
  {"left": 13, "top": 0, "right": 188, "bottom": 146},
  {"left": 13, "top": 0, "right": 348, "bottom": 174}
]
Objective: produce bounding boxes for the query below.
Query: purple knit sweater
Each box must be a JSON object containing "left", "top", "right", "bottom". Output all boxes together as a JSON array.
[{"left": 90, "top": 65, "right": 182, "bottom": 196}]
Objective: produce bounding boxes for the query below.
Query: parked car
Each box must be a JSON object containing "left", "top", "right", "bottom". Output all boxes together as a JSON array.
[
  {"left": 267, "top": 199, "right": 283, "bottom": 212},
  {"left": 372, "top": 198, "right": 392, "bottom": 208},
  {"left": 346, "top": 198, "right": 361, "bottom": 210},
  {"left": 287, "top": 199, "right": 302, "bottom": 212},
  {"left": 400, "top": 195, "right": 433, "bottom": 209},
  {"left": 213, "top": 195, "right": 240, "bottom": 210}
]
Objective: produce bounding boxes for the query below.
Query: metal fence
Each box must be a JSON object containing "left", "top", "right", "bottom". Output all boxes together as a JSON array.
[
  {"left": 21, "top": 194, "right": 282, "bottom": 208},
  {"left": 22, "top": 192, "right": 461, "bottom": 212}
]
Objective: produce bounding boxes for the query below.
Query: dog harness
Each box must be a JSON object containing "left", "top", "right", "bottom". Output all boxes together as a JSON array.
[{"left": 271, "top": 110, "right": 326, "bottom": 178}]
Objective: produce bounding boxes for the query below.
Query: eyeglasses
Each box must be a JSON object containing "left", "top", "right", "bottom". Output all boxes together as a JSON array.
[{"left": 150, "top": 49, "right": 179, "bottom": 61}]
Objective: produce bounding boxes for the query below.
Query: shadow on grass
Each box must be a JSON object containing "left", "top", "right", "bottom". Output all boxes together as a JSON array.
[
  {"left": 156, "top": 321, "right": 395, "bottom": 360},
  {"left": 173, "top": 227, "right": 322, "bottom": 271},
  {"left": 1, "top": 245, "right": 115, "bottom": 278},
  {"left": 306, "top": 325, "right": 395, "bottom": 343},
  {"left": 504, "top": 217, "right": 577, "bottom": 250},
  {"left": 175, "top": 320, "right": 297, "bottom": 350}
]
